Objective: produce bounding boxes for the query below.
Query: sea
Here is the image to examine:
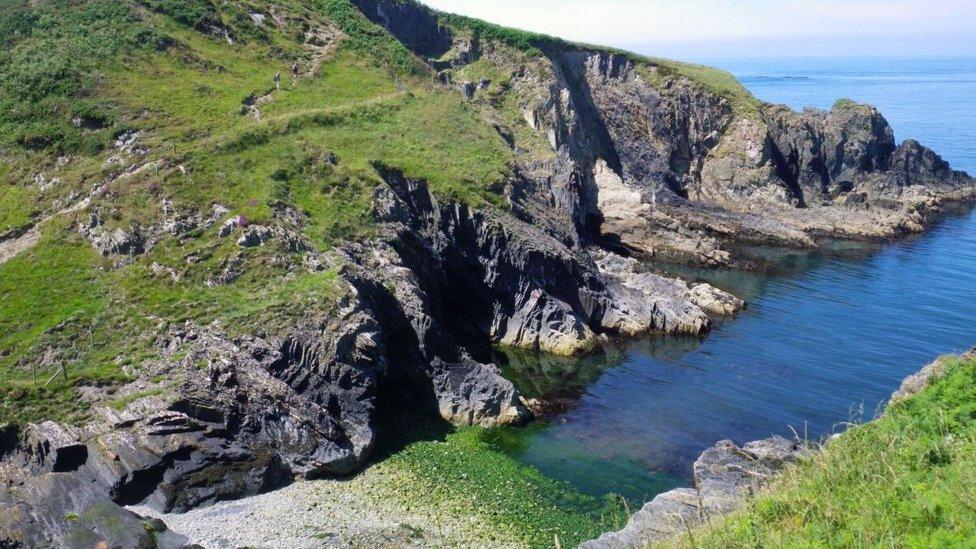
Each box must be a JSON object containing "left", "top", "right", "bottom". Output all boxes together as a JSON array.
[{"left": 495, "top": 57, "right": 976, "bottom": 506}]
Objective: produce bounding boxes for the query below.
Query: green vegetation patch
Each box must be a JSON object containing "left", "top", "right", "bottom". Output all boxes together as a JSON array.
[
  {"left": 371, "top": 406, "right": 625, "bottom": 547},
  {"left": 0, "top": 0, "right": 154, "bottom": 153},
  {"left": 0, "top": 228, "right": 125, "bottom": 425},
  {"left": 107, "top": 388, "right": 165, "bottom": 410},
  {"left": 0, "top": 232, "right": 107, "bottom": 378},
  {"left": 438, "top": 11, "right": 566, "bottom": 56},
  {"left": 0, "top": 225, "right": 346, "bottom": 425},
  {"left": 0, "top": 182, "right": 38, "bottom": 234},
  {"left": 321, "top": 0, "right": 421, "bottom": 75},
  {"left": 674, "top": 355, "right": 976, "bottom": 547},
  {"left": 642, "top": 58, "right": 761, "bottom": 118},
  {"left": 137, "top": 0, "right": 219, "bottom": 30}
]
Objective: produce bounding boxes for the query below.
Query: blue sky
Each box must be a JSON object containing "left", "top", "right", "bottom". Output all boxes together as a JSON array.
[{"left": 420, "top": 1, "right": 976, "bottom": 60}]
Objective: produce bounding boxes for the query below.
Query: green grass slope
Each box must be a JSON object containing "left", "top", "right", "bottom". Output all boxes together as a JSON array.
[
  {"left": 668, "top": 354, "right": 976, "bottom": 548},
  {"left": 0, "top": 0, "right": 765, "bottom": 426},
  {"left": 0, "top": 0, "right": 514, "bottom": 424}
]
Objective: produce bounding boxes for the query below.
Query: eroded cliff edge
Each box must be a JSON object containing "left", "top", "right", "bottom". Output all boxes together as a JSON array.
[{"left": 1, "top": 0, "right": 974, "bottom": 546}]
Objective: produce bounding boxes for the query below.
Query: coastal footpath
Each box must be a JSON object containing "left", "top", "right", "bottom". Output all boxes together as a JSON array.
[{"left": 1, "top": 0, "right": 975, "bottom": 545}]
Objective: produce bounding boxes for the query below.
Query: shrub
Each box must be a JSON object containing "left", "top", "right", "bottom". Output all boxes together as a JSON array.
[{"left": 0, "top": 0, "right": 150, "bottom": 153}]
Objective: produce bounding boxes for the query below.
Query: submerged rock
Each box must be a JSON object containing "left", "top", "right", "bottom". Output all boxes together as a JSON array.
[
  {"left": 582, "top": 436, "right": 810, "bottom": 548},
  {"left": 688, "top": 283, "right": 745, "bottom": 316}
]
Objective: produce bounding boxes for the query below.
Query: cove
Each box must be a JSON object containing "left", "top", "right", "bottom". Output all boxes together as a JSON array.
[
  {"left": 493, "top": 56, "right": 976, "bottom": 509},
  {"left": 495, "top": 208, "right": 976, "bottom": 507}
]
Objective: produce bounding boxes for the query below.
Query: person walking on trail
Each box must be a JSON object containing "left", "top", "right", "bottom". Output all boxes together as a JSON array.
[
  {"left": 291, "top": 62, "right": 299, "bottom": 83},
  {"left": 274, "top": 72, "right": 281, "bottom": 90}
]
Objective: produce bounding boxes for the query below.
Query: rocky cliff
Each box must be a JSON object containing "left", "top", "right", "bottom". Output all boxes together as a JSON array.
[{"left": 1, "top": 0, "right": 973, "bottom": 546}]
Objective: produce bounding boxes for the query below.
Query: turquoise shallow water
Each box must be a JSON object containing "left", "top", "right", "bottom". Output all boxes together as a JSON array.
[{"left": 496, "top": 57, "right": 976, "bottom": 506}]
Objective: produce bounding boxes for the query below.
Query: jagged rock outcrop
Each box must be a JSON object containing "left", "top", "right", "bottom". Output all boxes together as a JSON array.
[
  {"left": 365, "top": 164, "right": 722, "bottom": 356},
  {"left": 0, "top": 314, "right": 387, "bottom": 546},
  {"left": 437, "top": 37, "right": 976, "bottom": 265},
  {"left": 591, "top": 248, "right": 743, "bottom": 334},
  {"left": 582, "top": 436, "right": 811, "bottom": 548},
  {"left": 581, "top": 56, "right": 972, "bottom": 261}
]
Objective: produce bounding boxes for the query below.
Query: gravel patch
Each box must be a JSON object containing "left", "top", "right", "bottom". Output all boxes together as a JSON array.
[{"left": 130, "top": 464, "right": 523, "bottom": 548}]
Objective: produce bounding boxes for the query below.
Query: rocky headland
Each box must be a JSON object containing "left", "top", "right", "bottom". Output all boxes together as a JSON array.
[{"left": 1, "top": 0, "right": 974, "bottom": 546}]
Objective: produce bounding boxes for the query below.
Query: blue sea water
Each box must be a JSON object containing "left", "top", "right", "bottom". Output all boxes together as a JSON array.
[{"left": 496, "top": 57, "right": 976, "bottom": 506}]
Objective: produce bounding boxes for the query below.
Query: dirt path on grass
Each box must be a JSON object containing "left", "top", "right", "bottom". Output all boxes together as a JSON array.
[
  {"left": 0, "top": 158, "right": 162, "bottom": 266},
  {"left": 245, "top": 25, "right": 346, "bottom": 121},
  {"left": 0, "top": 227, "right": 41, "bottom": 265}
]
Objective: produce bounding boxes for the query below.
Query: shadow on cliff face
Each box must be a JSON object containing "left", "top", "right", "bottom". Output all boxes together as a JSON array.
[
  {"left": 351, "top": 0, "right": 452, "bottom": 59},
  {"left": 369, "top": 377, "right": 453, "bottom": 461}
]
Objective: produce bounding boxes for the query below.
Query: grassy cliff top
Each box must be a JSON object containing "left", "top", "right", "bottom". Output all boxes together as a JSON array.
[{"left": 429, "top": 2, "right": 759, "bottom": 116}]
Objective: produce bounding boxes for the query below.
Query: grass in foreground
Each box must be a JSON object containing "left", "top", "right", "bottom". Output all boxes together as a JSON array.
[{"left": 670, "top": 355, "right": 976, "bottom": 548}]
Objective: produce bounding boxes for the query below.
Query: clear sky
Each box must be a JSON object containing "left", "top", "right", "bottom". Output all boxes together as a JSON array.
[{"left": 419, "top": 0, "right": 976, "bottom": 60}]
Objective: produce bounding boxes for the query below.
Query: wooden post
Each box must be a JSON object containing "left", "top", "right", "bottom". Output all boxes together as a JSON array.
[{"left": 44, "top": 366, "right": 65, "bottom": 386}]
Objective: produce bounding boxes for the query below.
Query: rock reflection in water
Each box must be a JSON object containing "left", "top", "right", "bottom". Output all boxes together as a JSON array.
[{"left": 495, "top": 335, "right": 705, "bottom": 410}]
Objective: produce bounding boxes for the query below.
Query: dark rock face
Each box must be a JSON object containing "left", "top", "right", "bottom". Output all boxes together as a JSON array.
[
  {"left": 582, "top": 436, "right": 810, "bottom": 548},
  {"left": 366, "top": 165, "right": 720, "bottom": 356},
  {"left": 1, "top": 318, "right": 385, "bottom": 546},
  {"left": 566, "top": 50, "right": 732, "bottom": 200},
  {"left": 495, "top": 45, "right": 975, "bottom": 264},
  {"left": 350, "top": 0, "right": 451, "bottom": 59},
  {"left": 764, "top": 102, "right": 898, "bottom": 203}
]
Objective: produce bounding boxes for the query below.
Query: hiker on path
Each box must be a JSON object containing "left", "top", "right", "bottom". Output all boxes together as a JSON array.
[
  {"left": 274, "top": 72, "right": 281, "bottom": 90},
  {"left": 291, "top": 62, "right": 299, "bottom": 83}
]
